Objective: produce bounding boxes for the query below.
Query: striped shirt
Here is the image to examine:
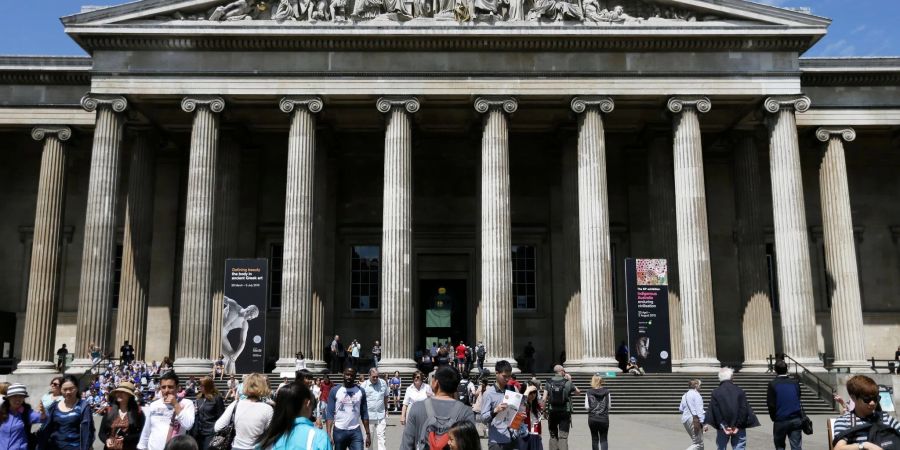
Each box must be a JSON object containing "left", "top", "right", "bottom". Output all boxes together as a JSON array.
[{"left": 832, "top": 411, "right": 900, "bottom": 445}]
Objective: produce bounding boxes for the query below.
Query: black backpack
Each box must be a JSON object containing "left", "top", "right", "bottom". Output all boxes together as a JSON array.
[
  {"left": 833, "top": 414, "right": 900, "bottom": 449},
  {"left": 476, "top": 345, "right": 486, "bottom": 359},
  {"left": 456, "top": 380, "right": 471, "bottom": 406},
  {"left": 547, "top": 378, "right": 568, "bottom": 411}
]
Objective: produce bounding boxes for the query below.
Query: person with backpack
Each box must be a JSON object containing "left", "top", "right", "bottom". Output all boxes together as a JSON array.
[
  {"left": 766, "top": 360, "right": 804, "bottom": 450},
  {"left": 832, "top": 374, "right": 900, "bottom": 450},
  {"left": 0, "top": 384, "right": 46, "bottom": 450},
  {"left": 475, "top": 343, "right": 487, "bottom": 374},
  {"left": 546, "top": 365, "right": 580, "bottom": 450},
  {"left": 400, "top": 366, "right": 475, "bottom": 450},
  {"left": 456, "top": 374, "right": 473, "bottom": 408},
  {"left": 585, "top": 375, "right": 611, "bottom": 450}
]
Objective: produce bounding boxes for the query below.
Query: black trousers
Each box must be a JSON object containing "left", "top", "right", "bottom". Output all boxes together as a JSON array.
[
  {"left": 773, "top": 416, "right": 804, "bottom": 450},
  {"left": 588, "top": 418, "right": 609, "bottom": 450},
  {"left": 548, "top": 411, "right": 572, "bottom": 450}
]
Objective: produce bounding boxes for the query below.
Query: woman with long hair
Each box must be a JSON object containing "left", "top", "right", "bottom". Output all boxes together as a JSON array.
[
  {"left": 447, "top": 420, "right": 480, "bottom": 450},
  {"left": 41, "top": 377, "right": 64, "bottom": 411},
  {"left": 471, "top": 378, "right": 489, "bottom": 438},
  {"left": 98, "top": 381, "right": 145, "bottom": 450},
  {"left": 257, "top": 382, "right": 330, "bottom": 450},
  {"left": 213, "top": 373, "right": 273, "bottom": 450},
  {"left": 0, "top": 384, "right": 45, "bottom": 450},
  {"left": 517, "top": 385, "right": 544, "bottom": 450},
  {"left": 191, "top": 377, "right": 224, "bottom": 450},
  {"left": 37, "top": 375, "right": 95, "bottom": 450},
  {"left": 400, "top": 370, "right": 433, "bottom": 426},
  {"left": 585, "top": 375, "right": 611, "bottom": 450}
]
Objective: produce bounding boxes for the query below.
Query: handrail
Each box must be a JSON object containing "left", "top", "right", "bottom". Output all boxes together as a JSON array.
[
  {"left": 76, "top": 352, "right": 115, "bottom": 387},
  {"left": 769, "top": 353, "right": 837, "bottom": 411},
  {"left": 869, "top": 357, "right": 898, "bottom": 373}
]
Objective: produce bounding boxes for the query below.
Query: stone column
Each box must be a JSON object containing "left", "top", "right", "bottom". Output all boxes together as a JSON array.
[
  {"left": 174, "top": 96, "right": 224, "bottom": 373},
  {"left": 733, "top": 133, "right": 776, "bottom": 371},
  {"left": 647, "top": 135, "right": 683, "bottom": 366},
  {"left": 15, "top": 126, "right": 72, "bottom": 373},
  {"left": 275, "top": 96, "right": 324, "bottom": 373},
  {"left": 815, "top": 127, "right": 868, "bottom": 370},
  {"left": 376, "top": 97, "right": 420, "bottom": 372},
  {"left": 667, "top": 97, "right": 720, "bottom": 372},
  {"left": 561, "top": 137, "right": 583, "bottom": 370},
  {"left": 764, "top": 96, "right": 822, "bottom": 369},
  {"left": 114, "top": 131, "right": 157, "bottom": 361},
  {"left": 70, "top": 95, "right": 128, "bottom": 373},
  {"left": 475, "top": 96, "right": 518, "bottom": 370},
  {"left": 210, "top": 138, "right": 241, "bottom": 361},
  {"left": 571, "top": 97, "right": 618, "bottom": 372}
]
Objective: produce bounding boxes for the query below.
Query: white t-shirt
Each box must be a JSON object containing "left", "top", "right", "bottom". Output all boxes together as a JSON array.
[
  {"left": 214, "top": 400, "right": 274, "bottom": 450},
  {"left": 403, "top": 383, "right": 433, "bottom": 407},
  {"left": 137, "top": 398, "right": 195, "bottom": 450}
]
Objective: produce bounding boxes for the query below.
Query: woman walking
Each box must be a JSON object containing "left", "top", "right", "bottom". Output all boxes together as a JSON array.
[
  {"left": 41, "top": 377, "right": 64, "bottom": 411},
  {"left": 38, "top": 375, "right": 95, "bottom": 450},
  {"left": 191, "top": 377, "right": 224, "bottom": 450},
  {"left": 400, "top": 371, "right": 433, "bottom": 426},
  {"left": 585, "top": 374, "right": 611, "bottom": 450},
  {"left": 98, "top": 381, "right": 145, "bottom": 450},
  {"left": 214, "top": 373, "right": 273, "bottom": 450},
  {"left": 518, "top": 385, "right": 544, "bottom": 450},
  {"left": 679, "top": 379, "right": 706, "bottom": 450},
  {"left": 257, "top": 382, "right": 330, "bottom": 450},
  {"left": 388, "top": 372, "right": 401, "bottom": 412},
  {"left": 0, "top": 384, "right": 46, "bottom": 450}
]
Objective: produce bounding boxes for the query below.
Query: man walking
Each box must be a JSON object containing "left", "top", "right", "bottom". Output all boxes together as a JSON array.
[
  {"left": 705, "top": 367, "right": 760, "bottom": 450},
  {"left": 362, "top": 368, "right": 388, "bottom": 450},
  {"left": 480, "top": 360, "right": 518, "bottom": 450},
  {"left": 766, "top": 360, "right": 804, "bottom": 450},
  {"left": 325, "top": 367, "right": 371, "bottom": 450},
  {"left": 55, "top": 343, "right": 68, "bottom": 372},
  {"left": 137, "top": 371, "right": 195, "bottom": 450},
  {"left": 475, "top": 341, "right": 487, "bottom": 374},
  {"left": 330, "top": 335, "right": 345, "bottom": 373},
  {"left": 120, "top": 340, "right": 135, "bottom": 367},
  {"left": 401, "top": 366, "right": 475, "bottom": 450},
  {"left": 546, "top": 364, "right": 580, "bottom": 450},
  {"left": 680, "top": 379, "right": 708, "bottom": 450}
]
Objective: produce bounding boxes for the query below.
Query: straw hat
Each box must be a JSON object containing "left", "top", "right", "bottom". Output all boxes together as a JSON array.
[
  {"left": 5, "top": 383, "right": 29, "bottom": 398},
  {"left": 111, "top": 381, "right": 136, "bottom": 397}
]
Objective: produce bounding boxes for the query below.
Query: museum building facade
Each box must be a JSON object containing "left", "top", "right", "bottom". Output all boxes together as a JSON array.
[{"left": 2, "top": 0, "right": 899, "bottom": 374}]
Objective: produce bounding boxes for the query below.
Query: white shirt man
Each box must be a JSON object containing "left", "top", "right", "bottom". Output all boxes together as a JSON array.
[
  {"left": 138, "top": 373, "right": 195, "bottom": 450},
  {"left": 362, "top": 369, "right": 389, "bottom": 450}
]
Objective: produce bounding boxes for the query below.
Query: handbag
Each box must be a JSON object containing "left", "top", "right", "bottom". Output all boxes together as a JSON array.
[
  {"left": 209, "top": 400, "right": 238, "bottom": 450},
  {"left": 797, "top": 383, "right": 813, "bottom": 435}
]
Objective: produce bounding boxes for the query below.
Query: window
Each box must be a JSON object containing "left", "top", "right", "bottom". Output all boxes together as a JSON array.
[
  {"left": 270, "top": 244, "right": 283, "bottom": 309},
  {"left": 512, "top": 245, "right": 536, "bottom": 309},
  {"left": 766, "top": 243, "right": 779, "bottom": 312},
  {"left": 351, "top": 246, "right": 380, "bottom": 310},
  {"left": 112, "top": 244, "right": 123, "bottom": 308}
]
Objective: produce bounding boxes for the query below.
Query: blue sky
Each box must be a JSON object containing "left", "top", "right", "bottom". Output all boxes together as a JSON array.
[{"left": 0, "top": 0, "right": 897, "bottom": 57}]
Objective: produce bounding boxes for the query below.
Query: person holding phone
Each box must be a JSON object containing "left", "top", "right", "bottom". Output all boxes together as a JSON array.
[{"left": 137, "top": 371, "right": 195, "bottom": 450}]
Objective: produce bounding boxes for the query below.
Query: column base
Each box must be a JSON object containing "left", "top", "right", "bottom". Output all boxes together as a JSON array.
[
  {"left": 376, "top": 358, "right": 418, "bottom": 374},
  {"left": 14, "top": 360, "right": 59, "bottom": 374},
  {"left": 788, "top": 356, "right": 828, "bottom": 373},
  {"left": 571, "top": 357, "right": 620, "bottom": 374},
  {"left": 173, "top": 357, "right": 213, "bottom": 374},
  {"left": 563, "top": 359, "right": 583, "bottom": 371},
  {"left": 66, "top": 358, "right": 97, "bottom": 375},
  {"left": 306, "top": 359, "right": 328, "bottom": 373},
  {"left": 485, "top": 357, "right": 520, "bottom": 374},
  {"left": 672, "top": 358, "right": 722, "bottom": 373},
  {"left": 739, "top": 360, "right": 774, "bottom": 373},
  {"left": 274, "top": 358, "right": 299, "bottom": 376},
  {"left": 831, "top": 360, "right": 872, "bottom": 373}
]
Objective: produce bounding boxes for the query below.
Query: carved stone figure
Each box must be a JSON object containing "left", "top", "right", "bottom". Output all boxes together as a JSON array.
[
  {"left": 274, "top": 0, "right": 311, "bottom": 21},
  {"left": 353, "top": 0, "right": 409, "bottom": 19},
  {"left": 330, "top": 0, "right": 349, "bottom": 20},
  {"left": 528, "top": 0, "right": 581, "bottom": 21},
  {"left": 585, "top": 5, "right": 639, "bottom": 23},
  {"left": 209, "top": 0, "right": 260, "bottom": 20},
  {"left": 506, "top": 0, "right": 523, "bottom": 21},
  {"left": 473, "top": 0, "right": 498, "bottom": 16}
]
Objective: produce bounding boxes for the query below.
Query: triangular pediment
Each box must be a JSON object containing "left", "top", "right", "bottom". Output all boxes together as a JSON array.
[{"left": 62, "top": 0, "right": 831, "bottom": 27}]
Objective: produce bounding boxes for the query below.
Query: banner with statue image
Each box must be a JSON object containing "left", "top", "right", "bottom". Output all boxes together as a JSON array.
[
  {"left": 624, "top": 258, "right": 672, "bottom": 373},
  {"left": 223, "top": 259, "right": 268, "bottom": 374}
]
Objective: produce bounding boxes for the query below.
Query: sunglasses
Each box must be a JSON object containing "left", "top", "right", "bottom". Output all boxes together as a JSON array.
[
  {"left": 858, "top": 395, "right": 879, "bottom": 404},
  {"left": 50, "top": 383, "right": 60, "bottom": 387}
]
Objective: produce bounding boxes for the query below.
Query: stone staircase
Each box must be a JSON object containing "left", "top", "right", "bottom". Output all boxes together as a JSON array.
[{"left": 205, "top": 372, "right": 836, "bottom": 415}]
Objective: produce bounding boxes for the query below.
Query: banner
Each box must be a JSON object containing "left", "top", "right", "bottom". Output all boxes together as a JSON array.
[
  {"left": 222, "top": 258, "right": 268, "bottom": 374},
  {"left": 624, "top": 258, "right": 672, "bottom": 373}
]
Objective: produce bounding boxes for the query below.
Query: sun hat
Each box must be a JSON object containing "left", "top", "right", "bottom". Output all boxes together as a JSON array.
[
  {"left": 6, "top": 383, "right": 29, "bottom": 398},
  {"left": 111, "top": 381, "right": 136, "bottom": 397}
]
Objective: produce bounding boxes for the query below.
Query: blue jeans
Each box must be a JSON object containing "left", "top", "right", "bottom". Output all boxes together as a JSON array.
[
  {"left": 715, "top": 429, "right": 746, "bottom": 450},
  {"left": 333, "top": 427, "right": 364, "bottom": 450}
]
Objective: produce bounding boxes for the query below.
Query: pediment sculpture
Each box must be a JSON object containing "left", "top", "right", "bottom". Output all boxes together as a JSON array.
[{"left": 151, "top": 0, "right": 721, "bottom": 24}]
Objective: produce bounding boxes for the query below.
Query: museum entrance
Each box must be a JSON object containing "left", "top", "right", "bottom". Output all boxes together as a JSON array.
[{"left": 418, "top": 279, "right": 468, "bottom": 352}]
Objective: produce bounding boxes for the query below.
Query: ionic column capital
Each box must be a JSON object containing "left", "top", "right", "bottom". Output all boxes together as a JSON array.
[
  {"left": 181, "top": 96, "right": 225, "bottom": 114},
  {"left": 571, "top": 96, "right": 614, "bottom": 114},
  {"left": 376, "top": 97, "right": 420, "bottom": 114},
  {"left": 474, "top": 96, "right": 518, "bottom": 114},
  {"left": 31, "top": 126, "right": 72, "bottom": 142},
  {"left": 280, "top": 96, "right": 324, "bottom": 114},
  {"left": 667, "top": 97, "right": 711, "bottom": 114},
  {"left": 81, "top": 94, "right": 128, "bottom": 113},
  {"left": 763, "top": 96, "right": 811, "bottom": 114},
  {"left": 816, "top": 127, "right": 856, "bottom": 143}
]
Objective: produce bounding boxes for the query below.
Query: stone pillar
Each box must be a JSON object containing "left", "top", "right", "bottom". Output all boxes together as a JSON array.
[
  {"left": 764, "top": 96, "right": 822, "bottom": 369},
  {"left": 815, "top": 127, "right": 868, "bottom": 370},
  {"left": 475, "top": 96, "right": 518, "bottom": 370},
  {"left": 376, "top": 97, "right": 420, "bottom": 372},
  {"left": 667, "top": 97, "right": 720, "bottom": 372},
  {"left": 16, "top": 127, "right": 72, "bottom": 373},
  {"left": 275, "top": 96, "right": 324, "bottom": 373},
  {"left": 647, "top": 135, "right": 683, "bottom": 366},
  {"left": 70, "top": 95, "right": 128, "bottom": 373},
  {"left": 174, "top": 96, "right": 224, "bottom": 373},
  {"left": 571, "top": 97, "right": 618, "bottom": 372},
  {"left": 561, "top": 137, "right": 583, "bottom": 370},
  {"left": 733, "top": 133, "right": 776, "bottom": 372},
  {"left": 114, "top": 131, "right": 157, "bottom": 361},
  {"left": 210, "top": 138, "right": 241, "bottom": 361}
]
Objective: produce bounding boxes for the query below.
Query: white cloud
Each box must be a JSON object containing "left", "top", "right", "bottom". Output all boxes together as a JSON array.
[{"left": 821, "top": 39, "right": 857, "bottom": 57}]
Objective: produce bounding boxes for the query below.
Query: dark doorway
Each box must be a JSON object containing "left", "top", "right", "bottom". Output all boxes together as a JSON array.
[{"left": 418, "top": 279, "right": 467, "bottom": 351}]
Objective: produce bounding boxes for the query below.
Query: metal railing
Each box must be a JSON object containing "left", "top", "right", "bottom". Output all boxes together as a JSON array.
[
  {"left": 769, "top": 353, "right": 837, "bottom": 411},
  {"left": 869, "top": 357, "right": 898, "bottom": 373}
]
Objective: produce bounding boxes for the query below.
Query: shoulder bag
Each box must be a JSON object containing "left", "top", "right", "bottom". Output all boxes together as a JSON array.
[{"left": 209, "top": 400, "right": 238, "bottom": 450}]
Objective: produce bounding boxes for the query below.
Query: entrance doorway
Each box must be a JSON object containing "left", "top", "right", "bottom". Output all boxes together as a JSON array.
[{"left": 418, "top": 279, "right": 468, "bottom": 352}]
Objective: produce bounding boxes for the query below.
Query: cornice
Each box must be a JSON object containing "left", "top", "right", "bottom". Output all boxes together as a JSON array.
[
  {"left": 800, "top": 57, "right": 900, "bottom": 87},
  {"left": 0, "top": 56, "right": 93, "bottom": 85}
]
